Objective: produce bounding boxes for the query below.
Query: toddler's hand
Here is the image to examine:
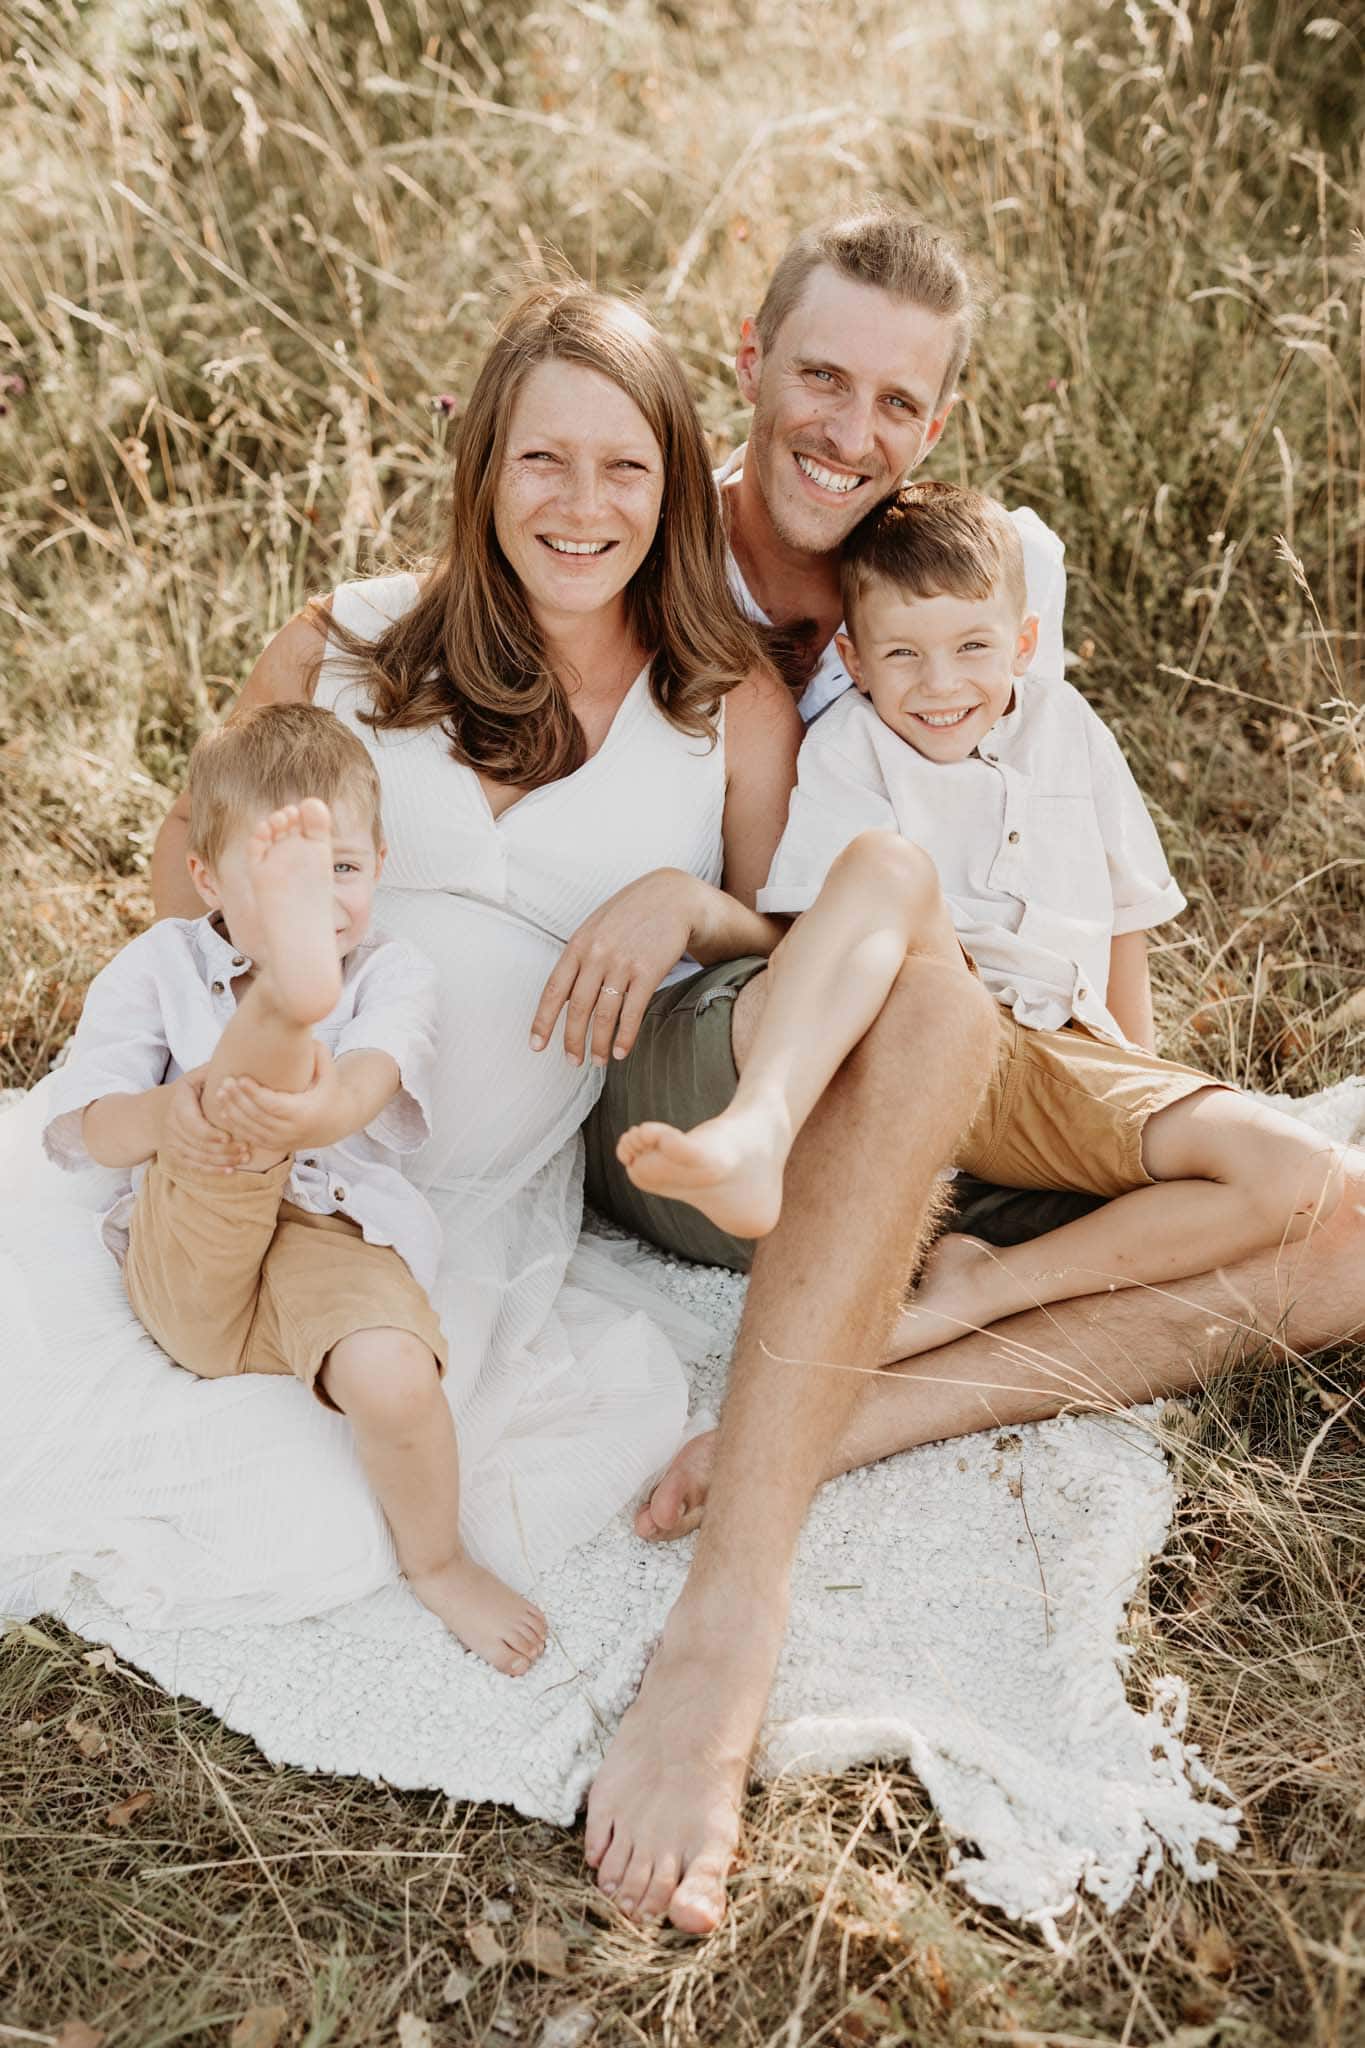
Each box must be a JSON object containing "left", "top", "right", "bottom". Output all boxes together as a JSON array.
[
  {"left": 161, "top": 1067, "right": 252, "bottom": 1175},
  {"left": 210, "top": 1042, "right": 345, "bottom": 1153}
]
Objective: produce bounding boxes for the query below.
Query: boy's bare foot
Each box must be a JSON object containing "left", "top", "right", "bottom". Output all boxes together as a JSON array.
[
  {"left": 407, "top": 1554, "right": 549, "bottom": 1677},
  {"left": 246, "top": 799, "right": 343, "bottom": 1026},
  {"left": 888, "top": 1233, "right": 1009, "bottom": 1358},
  {"left": 616, "top": 1099, "right": 793, "bottom": 1240},
  {"left": 585, "top": 1602, "right": 780, "bottom": 1929},
  {"left": 635, "top": 1430, "right": 716, "bottom": 1542}
]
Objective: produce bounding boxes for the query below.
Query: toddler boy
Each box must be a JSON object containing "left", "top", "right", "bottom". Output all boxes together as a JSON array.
[
  {"left": 43, "top": 703, "right": 546, "bottom": 1672},
  {"left": 616, "top": 482, "right": 1342, "bottom": 1353}
]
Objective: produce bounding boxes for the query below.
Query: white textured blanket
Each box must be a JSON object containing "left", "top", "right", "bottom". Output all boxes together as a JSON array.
[{"left": 28, "top": 1079, "right": 1365, "bottom": 1935}]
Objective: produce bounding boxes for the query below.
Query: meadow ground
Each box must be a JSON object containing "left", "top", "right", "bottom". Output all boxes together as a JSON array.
[{"left": 2, "top": 0, "right": 1363, "bottom": 2040}]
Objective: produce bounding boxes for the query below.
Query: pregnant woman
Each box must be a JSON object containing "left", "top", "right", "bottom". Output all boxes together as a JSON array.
[{"left": 0, "top": 283, "right": 800, "bottom": 1623}]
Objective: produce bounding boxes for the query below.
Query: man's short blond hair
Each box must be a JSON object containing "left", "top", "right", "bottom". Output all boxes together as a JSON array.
[
  {"left": 755, "top": 210, "right": 975, "bottom": 410},
  {"left": 840, "top": 480, "right": 1028, "bottom": 634},
  {"left": 187, "top": 703, "right": 382, "bottom": 864}
]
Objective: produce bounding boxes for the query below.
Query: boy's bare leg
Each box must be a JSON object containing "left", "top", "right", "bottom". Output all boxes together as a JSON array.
[
  {"left": 637, "top": 1146, "right": 1365, "bottom": 1539},
  {"left": 321, "top": 1330, "right": 548, "bottom": 1677},
  {"left": 583, "top": 947, "right": 999, "bottom": 1932},
  {"left": 895, "top": 1088, "right": 1346, "bottom": 1358},
  {"left": 202, "top": 801, "right": 341, "bottom": 1162},
  {"left": 616, "top": 833, "right": 962, "bottom": 1240}
]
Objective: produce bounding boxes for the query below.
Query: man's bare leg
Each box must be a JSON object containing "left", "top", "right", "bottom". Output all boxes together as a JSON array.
[
  {"left": 616, "top": 834, "right": 961, "bottom": 1239},
  {"left": 638, "top": 1149, "right": 1365, "bottom": 1534},
  {"left": 583, "top": 949, "right": 999, "bottom": 1932}
]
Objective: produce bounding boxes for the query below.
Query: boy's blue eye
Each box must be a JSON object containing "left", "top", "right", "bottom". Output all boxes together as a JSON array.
[{"left": 334, "top": 862, "right": 359, "bottom": 875}]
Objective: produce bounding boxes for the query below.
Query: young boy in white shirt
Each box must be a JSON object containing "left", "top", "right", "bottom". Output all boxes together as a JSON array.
[
  {"left": 616, "top": 481, "right": 1343, "bottom": 1354},
  {"left": 43, "top": 703, "right": 546, "bottom": 1674}
]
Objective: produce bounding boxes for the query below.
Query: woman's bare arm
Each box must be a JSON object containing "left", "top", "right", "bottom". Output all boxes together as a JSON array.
[{"left": 149, "top": 601, "right": 333, "bottom": 920}]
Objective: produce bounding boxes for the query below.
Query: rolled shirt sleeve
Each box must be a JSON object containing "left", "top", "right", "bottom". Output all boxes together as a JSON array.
[
  {"left": 1079, "top": 699, "right": 1187, "bottom": 934},
  {"left": 757, "top": 716, "right": 901, "bottom": 916},
  {"left": 334, "top": 938, "right": 440, "bottom": 1154},
  {"left": 41, "top": 935, "right": 172, "bottom": 1170}
]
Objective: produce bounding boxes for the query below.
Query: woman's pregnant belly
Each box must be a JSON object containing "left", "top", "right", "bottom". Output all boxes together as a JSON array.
[{"left": 375, "top": 889, "right": 603, "bottom": 1207}]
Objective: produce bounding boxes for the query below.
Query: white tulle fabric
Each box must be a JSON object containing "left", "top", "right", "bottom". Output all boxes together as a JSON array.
[{"left": 0, "top": 574, "right": 727, "bottom": 1621}]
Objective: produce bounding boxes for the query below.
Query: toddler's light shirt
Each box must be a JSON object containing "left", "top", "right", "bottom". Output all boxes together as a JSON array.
[
  {"left": 757, "top": 676, "right": 1187, "bottom": 1045},
  {"left": 42, "top": 915, "right": 444, "bottom": 1292}
]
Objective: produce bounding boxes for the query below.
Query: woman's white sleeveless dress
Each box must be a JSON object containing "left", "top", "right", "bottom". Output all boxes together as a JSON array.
[{"left": 0, "top": 573, "right": 725, "bottom": 1624}]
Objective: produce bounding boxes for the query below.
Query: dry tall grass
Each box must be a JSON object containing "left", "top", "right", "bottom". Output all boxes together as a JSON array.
[{"left": 2, "top": 0, "right": 1363, "bottom": 2042}]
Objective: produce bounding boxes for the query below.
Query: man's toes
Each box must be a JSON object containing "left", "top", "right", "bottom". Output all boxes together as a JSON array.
[
  {"left": 595, "top": 1827, "right": 634, "bottom": 1896},
  {"left": 667, "top": 1853, "right": 729, "bottom": 1935},
  {"left": 638, "top": 1852, "right": 681, "bottom": 1923},
  {"left": 613, "top": 1846, "right": 656, "bottom": 1918}
]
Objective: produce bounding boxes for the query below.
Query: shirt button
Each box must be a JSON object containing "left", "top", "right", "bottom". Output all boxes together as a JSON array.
[
  {"left": 232, "top": 956, "right": 246, "bottom": 969},
  {"left": 1007, "top": 829, "right": 1020, "bottom": 845},
  {"left": 211, "top": 980, "right": 225, "bottom": 994},
  {"left": 333, "top": 1186, "right": 346, "bottom": 1202},
  {"left": 302, "top": 1157, "right": 317, "bottom": 1169},
  {"left": 1078, "top": 987, "right": 1089, "bottom": 1001},
  {"left": 984, "top": 752, "right": 999, "bottom": 763}
]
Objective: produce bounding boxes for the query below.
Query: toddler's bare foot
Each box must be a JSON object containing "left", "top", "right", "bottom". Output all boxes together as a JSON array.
[
  {"left": 887, "top": 1233, "right": 1009, "bottom": 1358},
  {"left": 245, "top": 800, "right": 342, "bottom": 1026},
  {"left": 616, "top": 1099, "right": 792, "bottom": 1239},
  {"left": 408, "top": 1554, "right": 548, "bottom": 1677}
]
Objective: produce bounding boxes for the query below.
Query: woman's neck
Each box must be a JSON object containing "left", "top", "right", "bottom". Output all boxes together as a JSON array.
[{"left": 536, "top": 599, "right": 643, "bottom": 701}]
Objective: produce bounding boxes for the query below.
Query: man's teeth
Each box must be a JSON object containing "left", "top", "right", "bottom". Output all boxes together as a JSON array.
[
  {"left": 543, "top": 537, "right": 611, "bottom": 555},
  {"left": 795, "top": 454, "right": 863, "bottom": 495},
  {"left": 915, "top": 709, "right": 972, "bottom": 728}
]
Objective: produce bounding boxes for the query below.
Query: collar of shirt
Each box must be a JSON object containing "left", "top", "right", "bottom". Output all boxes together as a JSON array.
[
  {"left": 714, "top": 442, "right": 854, "bottom": 726},
  {"left": 192, "top": 912, "right": 253, "bottom": 993}
]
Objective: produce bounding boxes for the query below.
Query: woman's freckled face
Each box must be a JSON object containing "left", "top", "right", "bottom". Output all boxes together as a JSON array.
[{"left": 493, "top": 359, "right": 665, "bottom": 630}]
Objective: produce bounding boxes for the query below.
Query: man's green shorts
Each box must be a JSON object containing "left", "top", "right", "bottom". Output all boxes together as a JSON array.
[{"left": 582, "top": 957, "right": 1103, "bottom": 1272}]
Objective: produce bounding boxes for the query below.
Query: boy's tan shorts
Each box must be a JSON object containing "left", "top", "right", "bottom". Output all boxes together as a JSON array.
[
  {"left": 124, "top": 1156, "right": 447, "bottom": 1406},
  {"left": 958, "top": 1006, "right": 1223, "bottom": 1199}
]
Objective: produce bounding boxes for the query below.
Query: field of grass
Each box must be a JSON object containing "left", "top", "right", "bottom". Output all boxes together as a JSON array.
[{"left": 2, "top": 0, "right": 1364, "bottom": 2041}]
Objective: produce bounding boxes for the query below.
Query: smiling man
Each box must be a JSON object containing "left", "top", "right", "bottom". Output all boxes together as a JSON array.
[{"left": 577, "top": 209, "right": 1365, "bottom": 1939}]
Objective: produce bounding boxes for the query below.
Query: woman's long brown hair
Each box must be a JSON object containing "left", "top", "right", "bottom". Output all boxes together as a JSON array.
[{"left": 323, "top": 283, "right": 766, "bottom": 789}]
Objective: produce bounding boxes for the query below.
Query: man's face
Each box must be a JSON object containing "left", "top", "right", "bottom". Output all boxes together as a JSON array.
[{"left": 736, "top": 266, "right": 958, "bottom": 557}]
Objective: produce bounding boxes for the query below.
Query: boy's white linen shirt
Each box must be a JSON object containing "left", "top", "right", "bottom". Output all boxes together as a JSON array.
[
  {"left": 715, "top": 444, "right": 1069, "bottom": 725},
  {"left": 757, "top": 678, "right": 1187, "bottom": 1044},
  {"left": 42, "top": 916, "right": 445, "bottom": 1293}
]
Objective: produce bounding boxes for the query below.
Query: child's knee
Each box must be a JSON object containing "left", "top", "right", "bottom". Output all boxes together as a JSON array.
[
  {"left": 831, "top": 829, "right": 939, "bottom": 911},
  {"left": 321, "top": 1327, "right": 441, "bottom": 1427}
]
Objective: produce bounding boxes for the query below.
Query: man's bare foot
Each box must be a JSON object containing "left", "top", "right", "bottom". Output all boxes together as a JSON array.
[
  {"left": 886, "top": 1232, "right": 1011, "bottom": 1358},
  {"left": 616, "top": 1098, "right": 793, "bottom": 1239},
  {"left": 585, "top": 1606, "right": 781, "bottom": 1931},
  {"left": 407, "top": 1554, "right": 549, "bottom": 1677},
  {"left": 246, "top": 800, "right": 343, "bottom": 1026},
  {"left": 635, "top": 1430, "right": 716, "bottom": 1541}
]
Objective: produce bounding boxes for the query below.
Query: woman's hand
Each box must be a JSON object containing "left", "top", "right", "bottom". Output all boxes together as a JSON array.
[
  {"left": 530, "top": 868, "right": 704, "bottom": 1067},
  {"left": 207, "top": 1043, "right": 348, "bottom": 1155},
  {"left": 160, "top": 1067, "right": 253, "bottom": 1175}
]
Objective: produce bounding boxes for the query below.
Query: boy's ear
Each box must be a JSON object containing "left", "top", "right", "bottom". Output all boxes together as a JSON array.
[
  {"left": 1013, "top": 612, "right": 1040, "bottom": 673},
  {"left": 735, "top": 315, "right": 763, "bottom": 406},
  {"left": 374, "top": 840, "right": 387, "bottom": 883},
  {"left": 836, "top": 631, "right": 868, "bottom": 692},
  {"left": 186, "top": 850, "right": 220, "bottom": 910}
]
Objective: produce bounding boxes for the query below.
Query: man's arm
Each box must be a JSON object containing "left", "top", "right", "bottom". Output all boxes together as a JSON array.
[
  {"left": 1106, "top": 930, "right": 1156, "bottom": 1053},
  {"left": 150, "top": 603, "right": 332, "bottom": 920}
]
